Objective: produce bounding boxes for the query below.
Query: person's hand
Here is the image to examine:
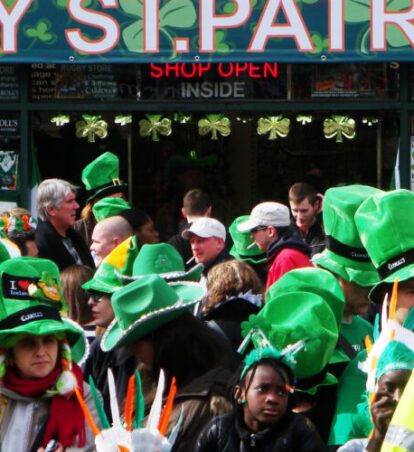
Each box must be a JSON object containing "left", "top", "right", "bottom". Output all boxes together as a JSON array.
[{"left": 371, "top": 391, "right": 397, "bottom": 436}]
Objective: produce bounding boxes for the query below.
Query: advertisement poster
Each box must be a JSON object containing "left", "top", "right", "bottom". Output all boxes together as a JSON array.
[{"left": 0, "top": 150, "right": 18, "bottom": 191}]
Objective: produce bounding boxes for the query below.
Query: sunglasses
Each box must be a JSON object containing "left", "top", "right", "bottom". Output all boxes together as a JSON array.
[
  {"left": 89, "top": 293, "right": 106, "bottom": 303},
  {"left": 251, "top": 225, "right": 268, "bottom": 233}
]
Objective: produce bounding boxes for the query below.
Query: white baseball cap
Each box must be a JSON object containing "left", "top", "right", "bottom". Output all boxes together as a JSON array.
[
  {"left": 237, "top": 202, "right": 290, "bottom": 232},
  {"left": 182, "top": 217, "right": 226, "bottom": 241}
]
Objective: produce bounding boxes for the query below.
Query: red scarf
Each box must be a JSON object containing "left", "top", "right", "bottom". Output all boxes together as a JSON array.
[{"left": 4, "top": 362, "right": 86, "bottom": 448}]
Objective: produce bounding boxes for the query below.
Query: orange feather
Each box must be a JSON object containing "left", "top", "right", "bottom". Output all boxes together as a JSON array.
[{"left": 158, "top": 377, "right": 177, "bottom": 435}]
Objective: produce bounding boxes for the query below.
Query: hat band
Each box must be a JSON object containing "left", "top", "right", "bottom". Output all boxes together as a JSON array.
[
  {"left": 87, "top": 178, "right": 123, "bottom": 193},
  {"left": 377, "top": 249, "right": 414, "bottom": 279},
  {"left": 0, "top": 306, "right": 62, "bottom": 330},
  {"left": 326, "top": 236, "right": 371, "bottom": 263}
]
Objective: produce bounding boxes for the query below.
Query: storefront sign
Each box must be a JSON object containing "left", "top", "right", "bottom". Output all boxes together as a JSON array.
[{"left": 1, "top": 0, "right": 414, "bottom": 63}]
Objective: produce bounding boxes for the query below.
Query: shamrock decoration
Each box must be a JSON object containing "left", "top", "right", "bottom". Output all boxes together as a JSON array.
[
  {"left": 51, "top": 114, "right": 70, "bottom": 126},
  {"left": 257, "top": 116, "right": 290, "bottom": 140},
  {"left": 198, "top": 114, "right": 231, "bottom": 140},
  {"left": 296, "top": 115, "right": 313, "bottom": 125},
  {"left": 174, "top": 113, "right": 192, "bottom": 124},
  {"left": 28, "top": 272, "right": 61, "bottom": 303},
  {"left": 139, "top": 114, "right": 172, "bottom": 142},
  {"left": 362, "top": 117, "right": 379, "bottom": 127},
  {"left": 323, "top": 115, "right": 356, "bottom": 143},
  {"left": 76, "top": 115, "right": 108, "bottom": 143},
  {"left": 24, "top": 20, "right": 56, "bottom": 44},
  {"left": 114, "top": 115, "right": 132, "bottom": 126}
]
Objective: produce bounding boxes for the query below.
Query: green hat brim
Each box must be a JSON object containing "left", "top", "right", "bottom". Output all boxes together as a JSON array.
[
  {"left": 369, "top": 264, "right": 414, "bottom": 302},
  {"left": 82, "top": 277, "right": 123, "bottom": 294},
  {"left": 86, "top": 183, "right": 128, "bottom": 204},
  {"left": 0, "top": 317, "right": 87, "bottom": 364},
  {"left": 230, "top": 246, "right": 267, "bottom": 264},
  {"left": 101, "top": 282, "right": 204, "bottom": 351},
  {"left": 296, "top": 372, "right": 338, "bottom": 395},
  {"left": 119, "top": 263, "right": 204, "bottom": 283},
  {"left": 313, "top": 250, "right": 379, "bottom": 287}
]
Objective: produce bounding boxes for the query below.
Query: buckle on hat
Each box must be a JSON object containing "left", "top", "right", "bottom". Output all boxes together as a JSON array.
[{"left": 112, "top": 178, "right": 121, "bottom": 186}]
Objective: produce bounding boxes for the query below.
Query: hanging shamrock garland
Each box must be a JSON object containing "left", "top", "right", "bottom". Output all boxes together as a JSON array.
[
  {"left": 174, "top": 113, "right": 192, "bottom": 124},
  {"left": 139, "top": 114, "right": 172, "bottom": 142},
  {"left": 50, "top": 114, "right": 70, "bottom": 126},
  {"left": 362, "top": 117, "right": 379, "bottom": 127},
  {"left": 296, "top": 114, "right": 313, "bottom": 125},
  {"left": 75, "top": 114, "right": 108, "bottom": 143},
  {"left": 257, "top": 115, "right": 290, "bottom": 140},
  {"left": 198, "top": 114, "right": 231, "bottom": 140},
  {"left": 323, "top": 115, "right": 356, "bottom": 143},
  {"left": 114, "top": 115, "right": 132, "bottom": 126}
]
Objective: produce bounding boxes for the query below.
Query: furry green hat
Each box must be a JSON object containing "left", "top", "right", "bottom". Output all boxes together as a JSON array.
[
  {"left": 0, "top": 257, "right": 86, "bottom": 363},
  {"left": 92, "top": 197, "right": 132, "bottom": 222},
  {"left": 229, "top": 216, "right": 266, "bottom": 264},
  {"left": 355, "top": 189, "right": 414, "bottom": 300},
  {"left": 376, "top": 341, "right": 414, "bottom": 382},
  {"left": 82, "top": 152, "right": 127, "bottom": 203},
  {"left": 101, "top": 274, "right": 206, "bottom": 351},
  {"left": 312, "top": 185, "right": 382, "bottom": 287}
]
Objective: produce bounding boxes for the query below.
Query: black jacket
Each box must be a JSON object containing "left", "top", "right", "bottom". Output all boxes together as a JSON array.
[
  {"left": 267, "top": 227, "right": 311, "bottom": 265},
  {"left": 36, "top": 219, "right": 95, "bottom": 271},
  {"left": 195, "top": 411, "right": 326, "bottom": 452},
  {"left": 293, "top": 214, "right": 326, "bottom": 257},
  {"left": 168, "top": 220, "right": 193, "bottom": 269}
]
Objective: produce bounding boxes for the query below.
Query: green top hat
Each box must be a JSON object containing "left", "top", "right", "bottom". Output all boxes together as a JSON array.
[
  {"left": 92, "top": 197, "right": 132, "bottom": 222},
  {"left": 229, "top": 216, "right": 266, "bottom": 265},
  {"left": 242, "top": 291, "right": 339, "bottom": 388},
  {"left": 312, "top": 185, "right": 382, "bottom": 287},
  {"left": 83, "top": 235, "right": 139, "bottom": 294},
  {"left": 0, "top": 257, "right": 86, "bottom": 363},
  {"left": 355, "top": 190, "right": 414, "bottom": 300},
  {"left": 120, "top": 243, "right": 203, "bottom": 283},
  {"left": 101, "top": 274, "right": 206, "bottom": 351},
  {"left": 82, "top": 152, "right": 127, "bottom": 203}
]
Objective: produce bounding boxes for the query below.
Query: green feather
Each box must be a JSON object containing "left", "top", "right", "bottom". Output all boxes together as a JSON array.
[
  {"left": 133, "top": 370, "right": 145, "bottom": 429},
  {"left": 89, "top": 375, "right": 110, "bottom": 429}
]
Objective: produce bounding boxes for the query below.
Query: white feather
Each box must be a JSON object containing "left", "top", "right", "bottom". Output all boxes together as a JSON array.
[
  {"left": 107, "top": 368, "right": 121, "bottom": 428},
  {"left": 147, "top": 369, "right": 165, "bottom": 432}
]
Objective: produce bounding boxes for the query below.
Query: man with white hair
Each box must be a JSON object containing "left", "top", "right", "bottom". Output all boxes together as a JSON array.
[{"left": 35, "top": 178, "right": 95, "bottom": 270}]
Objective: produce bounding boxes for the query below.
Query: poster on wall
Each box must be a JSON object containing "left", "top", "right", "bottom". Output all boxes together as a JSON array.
[{"left": 0, "top": 151, "right": 18, "bottom": 191}]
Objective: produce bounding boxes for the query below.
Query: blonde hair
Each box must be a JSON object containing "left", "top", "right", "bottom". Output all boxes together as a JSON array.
[{"left": 205, "top": 260, "right": 263, "bottom": 313}]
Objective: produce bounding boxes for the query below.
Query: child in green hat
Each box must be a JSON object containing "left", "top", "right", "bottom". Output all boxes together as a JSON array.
[{"left": 195, "top": 345, "right": 325, "bottom": 451}]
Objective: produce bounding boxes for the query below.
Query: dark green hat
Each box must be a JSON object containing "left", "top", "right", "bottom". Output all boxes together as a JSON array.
[
  {"left": 101, "top": 274, "right": 206, "bottom": 351},
  {"left": 82, "top": 235, "right": 139, "bottom": 294},
  {"left": 92, "top": 197, "right": 132, "bottom": 222},
  {"left": 0, "top": 257, "right": 86, "bottom": 363},
  {"left": 121, "top": 243, "right": 203, "bottom": 283},
  {"left": 312, "top": 185, "right": 382, "bottom": 287},
  {"left": 82, "top": 152, "right": 127, "bottom": 203},
  {"left": 229, "top": 216, "right": 266, "bottom": 264},
  {"left": 376, "top": 340, "right": 414, "bottom": 381},
  {"left": 355, "top": 189, "right": 414, "bottom": 299}
]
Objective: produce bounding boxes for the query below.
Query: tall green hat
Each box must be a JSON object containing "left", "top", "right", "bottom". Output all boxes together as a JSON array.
[
  {"left": 229, "top": 216, "right": 266, "bottom": 265},
  {"left": 355, "top": 189, "right": 414, "bottom": 299},
  {"left": 267, "top": 267, "right": 345, "bottom": 329},
  {"left": 82, "top": 152, "right": 127, "bottom": 203},
  {"left": 376, "top": 340, "right": 414, "bottom": 382},
  {"left": 0, "top": 257, "right": 86, "bottom": 363},
  {"left": 120, "top": 243, "right": 203, "bottom": 283},
  {"left": 241, "top": 291, "right": 339, "bottom": 389},
  {"left": 101, "top": 274, "right": 206, "bottom": 351},
  {"left": 92, "top": 197, "right": 132, "bottom": 222},
  {"left": 312, "top": 185, "right": 382, "bottom": 287},
  {"left": 82, "top": 235, "right": 139, "bottom": 294}
]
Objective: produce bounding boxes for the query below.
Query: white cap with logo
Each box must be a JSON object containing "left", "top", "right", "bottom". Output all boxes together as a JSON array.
[
  {"left": 182, "top": 217, "right": 226, "bottom": 241},
  {"left": 237, "top": 202, "right": 290, "bottom": 232}
]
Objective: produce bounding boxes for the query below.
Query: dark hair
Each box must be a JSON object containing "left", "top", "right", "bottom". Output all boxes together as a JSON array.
[
  {"left": 60, "top": 264, "right": 94, "bottom": 325},
  {"left": 148, "top": 312, "right": 231, "bottom": 386},
  {"left": 7, "top": 230, "right": 36, "bottom": 256},
  {"left": 183, "top": 189, "right": 211, "bottom": 216},
  {"left": 120, "top": 208, "right": 150, "bottom": 231},
  {"left": 288, "top": 182, "right": 318, "bottom": 205}
]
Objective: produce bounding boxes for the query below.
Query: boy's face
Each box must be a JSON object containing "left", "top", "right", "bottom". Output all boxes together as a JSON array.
[
  {"left": 241, "top": 364, "right": 289, "bottom": 432},
  {"left": 289, "top": 198, "right": 319, "bottom": 229}
]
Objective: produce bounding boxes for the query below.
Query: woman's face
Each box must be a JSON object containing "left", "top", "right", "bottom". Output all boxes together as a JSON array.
[
  {"left": 137, "top": 220, "right": 160, "bottom": 245},
  {"left": 11, "top": 334, "right": 58, "bottom": 380},
  {"left": 128, "top": 339, "right": 154, "bottom": 372}
]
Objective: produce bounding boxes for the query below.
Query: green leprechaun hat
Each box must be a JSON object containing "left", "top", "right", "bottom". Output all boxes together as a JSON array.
[
  {"left": 120, "top": 243, "right": 203, "bottom": 283},
  {"left": 354, "top": 189, "right": 414, "bottom": 299},
  {"left": 92, "top": 197, "right": 132, "bottom": 222},
  {"left": 83, "top": 235, "right": 139, "bottom": 294},
  {"left": 229, "top": 216, "right": 266, "bottom": 265},
  {"left": 82, "top": 152, "right": 127, "bottom": 203},
  {"left": 241, "top": 291, "right": 339, "bottom": 392},
  {"left": 101, "top": 274, "right": 206, "bottom": 351},
  {"left": 312, "top": 185, "right": 382, "bottom": 287},
  {"left": 0, "top": 257, "right": 86, "bottom": 363}
]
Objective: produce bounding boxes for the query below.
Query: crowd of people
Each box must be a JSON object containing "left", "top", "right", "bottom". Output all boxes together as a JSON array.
[{"left": 0, "top": 151, "right": 413, "bottom": 451}]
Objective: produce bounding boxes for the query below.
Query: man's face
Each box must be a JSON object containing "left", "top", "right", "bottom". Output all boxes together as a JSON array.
[
  {"left": 87, "top": 293, "right": 114, "bottom": 327},
  {"left": 339, "top": 278, "right": 372, "bottom": 317},
  {"left": 190, "top": 235, "right": 224, "bottom": 265},
  {"left": 49, "top": 191, "right": 79, "bottom": 231},
  {"left": 395, "top": 279, "right": 414, "bottom": 324},
  {"left": 251, "top": 226, "right": 276, "bottom": 252},
  {"left": 90, "top": 224, "right": 116, "bottom": 264},
  {"left": 138, "top": 219, "right": 160, "bottom": 245},
  {"left": 289, "top": 198, "right": 319, "bottom": 229}
]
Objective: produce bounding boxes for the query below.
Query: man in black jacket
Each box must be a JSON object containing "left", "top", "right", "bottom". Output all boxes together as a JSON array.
[{"left": 35, "top": 178, "right": 95, "bottom": 270}]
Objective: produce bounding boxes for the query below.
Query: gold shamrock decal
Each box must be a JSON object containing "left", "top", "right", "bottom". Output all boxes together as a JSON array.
[
  {"left": 198, "top": 114, "right": 231, "bottom": 140},
  {"left": 139, "top": 114, "right": 172, "bottom": 142},
  {"left": 257, "top": 116, "right": 290, "bottom": 140},
  {"left": 323, "top": 115, "right": 356, "bottom": 143},
  {"left": 75, "top": 114, "right": 108, "bottom": 143}
]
